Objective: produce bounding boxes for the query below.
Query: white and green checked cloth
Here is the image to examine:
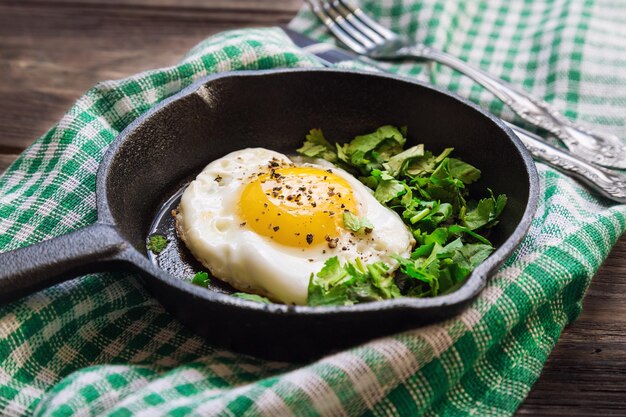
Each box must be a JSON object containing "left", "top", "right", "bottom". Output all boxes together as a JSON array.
[{"left": 2, "top": 1, "right": 626, "bottom": 416}]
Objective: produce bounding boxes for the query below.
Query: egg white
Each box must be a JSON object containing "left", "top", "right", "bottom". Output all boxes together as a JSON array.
[{"left": 175, "top": 148, "right": 414, "bottom": 305}]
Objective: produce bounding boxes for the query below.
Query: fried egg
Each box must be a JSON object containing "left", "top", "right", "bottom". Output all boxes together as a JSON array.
[{"left": 175, "top": 148, "right": 414, "bottom": 305}]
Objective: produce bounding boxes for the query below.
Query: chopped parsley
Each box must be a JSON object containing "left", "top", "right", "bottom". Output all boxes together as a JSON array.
[
  {"left": 232, "top": 293, "right": 272, "bottom": 304},
  {"left": 191, "top": 271, "right": 210, "bottom": 288},
  {"left": 308, "top": 257, "right": 400, "bottom": 306},
  {"left": 342, "top": 211, "right": 373, "bottom": 234},
  {"left": 296, "top": 128, "right": 339, "bottom": 164},
  {"left": 299, "top": 125, "right": 508, "bottom": 305},
  {"left": 146, "top": 234, "right": 168, "bottom": 254}
]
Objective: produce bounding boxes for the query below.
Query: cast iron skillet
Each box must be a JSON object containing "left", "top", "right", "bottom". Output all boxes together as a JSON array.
[{"left": 0, "top": 69, "right": 538, "bottom": 361}]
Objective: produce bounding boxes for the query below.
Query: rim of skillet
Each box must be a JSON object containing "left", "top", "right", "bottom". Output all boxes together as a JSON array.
[{"left": 97, "top": 67, "right": 540, "bottom": 316}]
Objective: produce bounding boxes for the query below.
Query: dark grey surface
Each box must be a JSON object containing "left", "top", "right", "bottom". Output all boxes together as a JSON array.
[{"left": 0, "top": 223, "right": 127, "bottom": 304}]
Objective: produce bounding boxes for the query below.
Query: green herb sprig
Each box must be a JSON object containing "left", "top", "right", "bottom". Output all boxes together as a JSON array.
[
  {"left": 308, "top": 257, "right": 400, "bottom": 306},
  {"left": 232, "top": 293, "right": 273, "bottom": 304},
  {"left": 342, "top": 211, "right": 373, "bottom": 234},
  {"left": 146, "top": 234, "right": 168, "bottom": 254},
  {"left": 191, "top": 271, "right": 210, "bottom": 288}
]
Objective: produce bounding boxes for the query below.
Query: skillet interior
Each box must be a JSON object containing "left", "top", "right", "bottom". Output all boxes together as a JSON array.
[{"left": 100, "top": 69, "right": 536, "bottom": 360}]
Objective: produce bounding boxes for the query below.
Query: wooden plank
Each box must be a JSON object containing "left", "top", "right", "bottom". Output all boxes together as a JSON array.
[
  {"left": 15, "top": 0, "right": 302, "bottom": 12},
  {"left": 0, "top": 0, "right": 300, "bottom": 149},
  {"left": 0, "top": 154, "right": 19, "bottom": 174}
]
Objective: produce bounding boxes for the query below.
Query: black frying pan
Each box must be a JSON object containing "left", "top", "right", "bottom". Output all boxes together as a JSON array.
[{"left": 0, "top": 69, "right": 538, "bottom": 361}]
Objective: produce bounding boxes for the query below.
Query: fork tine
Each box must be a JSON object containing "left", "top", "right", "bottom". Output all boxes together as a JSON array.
[
  {"left": 338, "top": 0, "right": 397, "bottom": 40},
  {"left": 331, "top": 0, "right": 386, "bottom": 44},
  {"left": 320, "top": 1, "right": 378, "bottom": 50},
  {"left": 306, "top": 0, "right": 369, "bottom": 54}
]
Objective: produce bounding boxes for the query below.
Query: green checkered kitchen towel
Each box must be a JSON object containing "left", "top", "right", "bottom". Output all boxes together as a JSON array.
[{"left": 2, "top": 1, "right": 626, "bottom": 416}]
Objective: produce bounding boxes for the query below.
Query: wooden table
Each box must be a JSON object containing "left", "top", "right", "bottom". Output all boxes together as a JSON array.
[{"left": 1, "top": 1, "right": 625, "bottom": 415}]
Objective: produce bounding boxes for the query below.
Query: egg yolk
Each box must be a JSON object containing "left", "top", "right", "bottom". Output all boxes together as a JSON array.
[{"left": 239, "top": 166, "right": 358, "bottom": 247}]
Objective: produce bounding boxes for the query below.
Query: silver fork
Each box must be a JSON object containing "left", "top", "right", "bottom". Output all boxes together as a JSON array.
[{"left": 307, "top": 0, "right": 626, "bottom": 170}]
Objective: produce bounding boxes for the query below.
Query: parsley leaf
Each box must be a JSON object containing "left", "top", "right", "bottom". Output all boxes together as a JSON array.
[
  {"left": 396, "top": 238, "right": 494, "bottom": 297},
  {"left": 462, "top": 191, "right": 508, "bottom": 230},
  {"left": 347, "top": 125, "right": 406, "bottom": 156},
  {"left": 452, "top": 243, "right": 494, "bottom": 270},
  {"left": 370, "top": 169, "right": 405, "bottom": 203},
  {"left": 448, "top": 158, "right": 481, "bottom": 184},
  {"left": 146, "top": 234, "right": 168, "bottom": 254},
  {"left": 308, "top": 257, "right": 401, "bottom": 306},
  {"left": 448, "top": 224, "right": 493, "bottom": 245},
  {"left": 335, "top": 125, "right": 406, "bottom": 175},
  {"left": 343, "top": 211, "right": 374, "bottom": 233},
  {"left": 296, "top": 128, "right": 338, "bottom": 163},
  {"left": 383, "top": 144, "right": 424, "bottom": 177},
  {"left": 191, "top": 271, "right": 210, "bottom": 288},
  {"left": 232, "top": 293, "right": 272, "bottom": 303}
]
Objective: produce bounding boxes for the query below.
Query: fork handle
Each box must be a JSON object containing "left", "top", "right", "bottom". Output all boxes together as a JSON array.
[
  {"left": 505, "top": 122, "right": 626, "bottom": 204},
  {"left": 401, "top": 45, "right": 626, "bottom": 169}
]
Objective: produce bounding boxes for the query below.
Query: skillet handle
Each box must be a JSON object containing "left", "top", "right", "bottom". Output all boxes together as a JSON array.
[{"left": 0, "top": 222, "right": 128, "bottom": 305}]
